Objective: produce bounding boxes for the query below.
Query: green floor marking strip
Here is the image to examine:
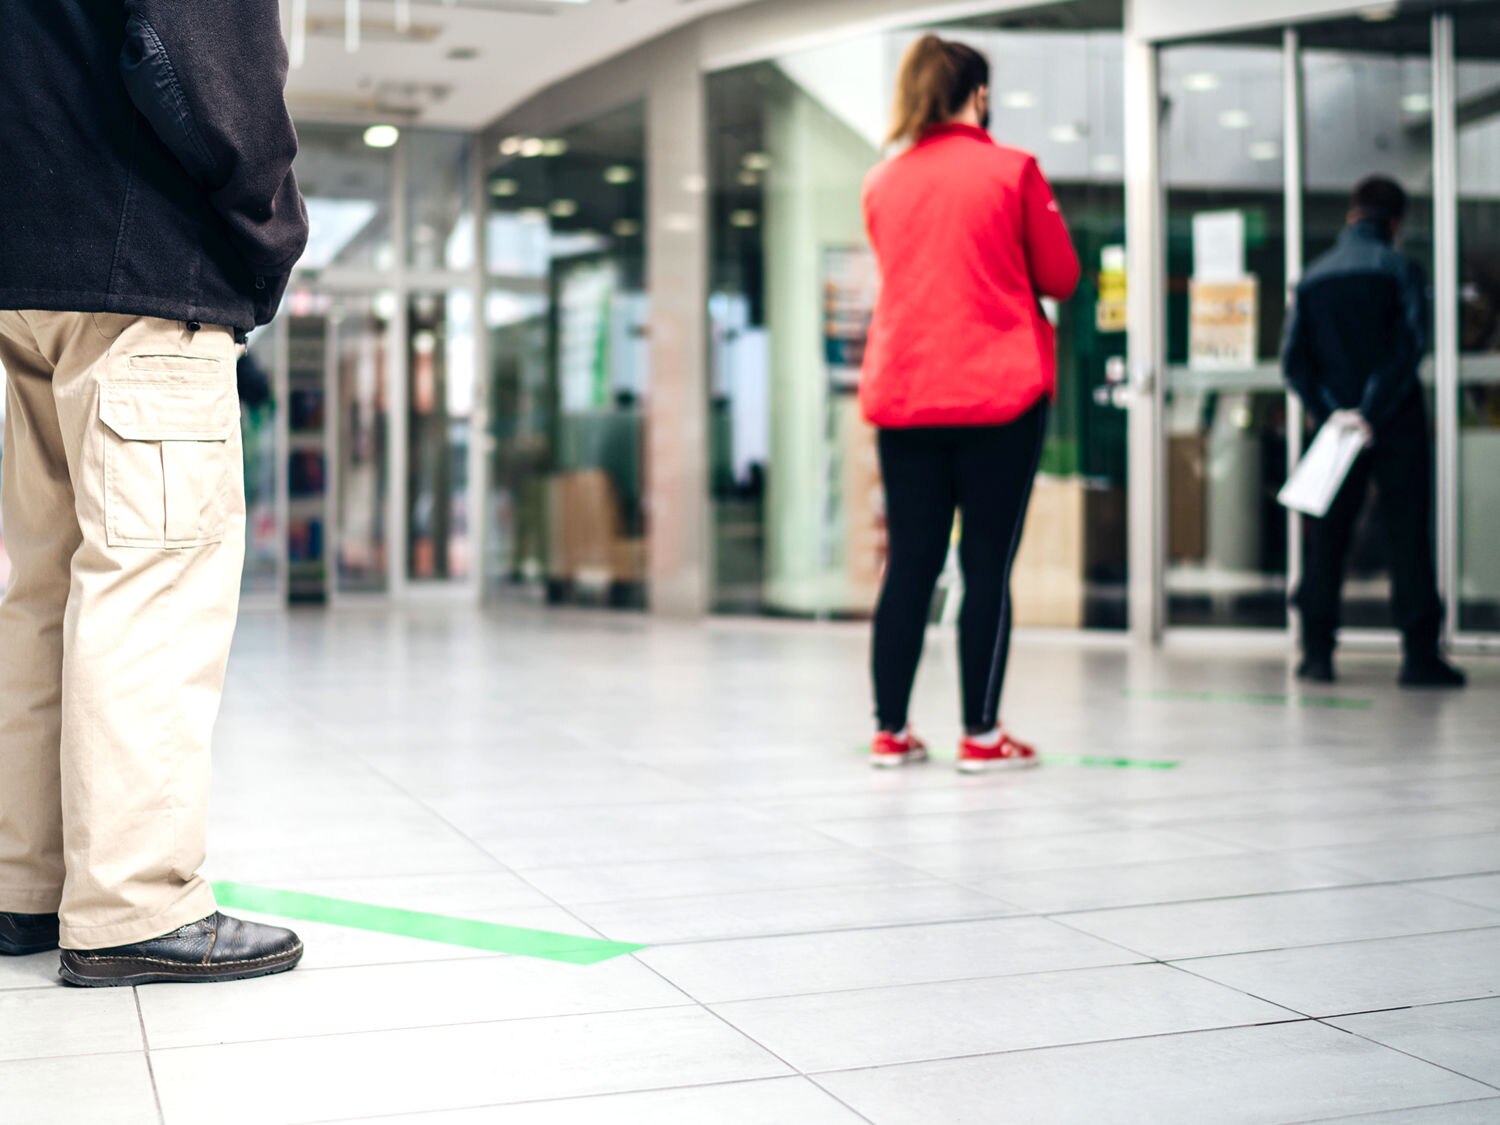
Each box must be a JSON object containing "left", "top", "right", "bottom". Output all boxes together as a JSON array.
[
  {"left": 1124, "top": 689, "right": 1374, "bottom": 711},
  {"left": 852, "top": 747, "right": 1180, "bottom": 769},
  {"left": 1040, "top": 754, "right": 1181, "bottom": 770},
  {"left": 212, "top": 882, "right": 645, "bottom": 965}
]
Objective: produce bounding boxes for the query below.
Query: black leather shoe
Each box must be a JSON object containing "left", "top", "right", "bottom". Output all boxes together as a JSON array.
[
  {"left": 1296, "top": 655, "right": 1335, "bottom": 684},
  {"left": 1399, "top": 656, "right": 1467, "bottom": 689},
  {"left": 0, "top": 912, "right": 60, "bottom": 956},
  {"left": 59, "top": 912, "right": 302, "bottom": 987}
]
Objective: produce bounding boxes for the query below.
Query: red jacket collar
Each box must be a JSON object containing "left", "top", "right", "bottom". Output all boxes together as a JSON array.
[{"left": 918, "top": 123, "right": 993, "bottom": 145}]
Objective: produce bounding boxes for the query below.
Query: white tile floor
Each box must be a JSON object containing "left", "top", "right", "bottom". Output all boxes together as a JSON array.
[{"left": 2, "top": 605, "right": 1498, "bottom": 1124}]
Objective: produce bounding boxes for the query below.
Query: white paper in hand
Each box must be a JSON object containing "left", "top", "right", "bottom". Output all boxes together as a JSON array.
[{"left": 1278, "top": 423, "right": 1366, "bottom": 518}]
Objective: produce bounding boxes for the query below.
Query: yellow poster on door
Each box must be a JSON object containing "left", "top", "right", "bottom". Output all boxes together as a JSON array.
[{"left": 1188, "top": 277, "right": 1258, "bottom": 370}]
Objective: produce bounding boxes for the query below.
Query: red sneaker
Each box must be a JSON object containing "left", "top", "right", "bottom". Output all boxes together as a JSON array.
[
  {"left": 957, "top": 731, "right": 1040, "bottom": 774},
  {"left": 871, "top": 730, "right": 929, "bottom": 769}
]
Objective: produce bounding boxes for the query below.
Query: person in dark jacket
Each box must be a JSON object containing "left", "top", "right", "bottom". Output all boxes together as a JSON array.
[
  {"left": 1282, "top": 175, "right": 1464, "bottom": 689},
  {"left": 0, "top": 0, "right": 310, "bottom": 984}
]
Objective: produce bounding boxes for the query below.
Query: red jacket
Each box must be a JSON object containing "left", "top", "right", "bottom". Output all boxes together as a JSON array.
[{"left": 860, "top": 124, "right": 1081, "bottom": 428}]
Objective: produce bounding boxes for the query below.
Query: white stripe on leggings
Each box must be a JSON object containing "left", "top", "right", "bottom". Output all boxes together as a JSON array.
[{"left": 979, "top": 411, "right": 1047, "bottom": 731}]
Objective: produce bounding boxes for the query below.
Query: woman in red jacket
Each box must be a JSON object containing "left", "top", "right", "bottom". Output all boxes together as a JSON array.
[{"left": 862, "top": 34, "right": 1080, "bottom": 772}]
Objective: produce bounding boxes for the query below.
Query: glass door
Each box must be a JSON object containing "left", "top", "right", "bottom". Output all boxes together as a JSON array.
[
  {"left": 1454, "top": 4, "right": 1500, "bottom": 640},
  {"left": 1154, "top": 13, "right": 1449, "bottom": 645},
  {"left": 1298, "top": 13, "right": 1435, "bottom": 639},
  {"left": 1158, "top": 37, "right": 1292, "bottom": 631}
]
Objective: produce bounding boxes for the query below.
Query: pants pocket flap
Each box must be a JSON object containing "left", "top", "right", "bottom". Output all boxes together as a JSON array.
[{"left": 99, "top": 381, "right": 237, "bottom": 442}]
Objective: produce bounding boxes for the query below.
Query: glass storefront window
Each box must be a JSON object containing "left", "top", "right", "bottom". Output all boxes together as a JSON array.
[
  {"left": 1161, "top": 40, "right": 1290, "bottom": 629},
  {"left": 1456, "top": 6, "right": 1500, "bottom": 633},
  {"left": 408, "top": 290, "right": 475, "bottom": 583},
  {"left": 241, "top": 326, "right": 281, "bottom": 597},
  {"left": 484, "top": 101, "right": 648, "bottom": 607},
  {"left": 406, "top": 131, "right": 475, "bottom": 272},
  {"left": 333, "top": 293, "right": 393, "bottom": 594},
  {"left": 708, "top": 6, "right": 1128, "bottom": 625},
  {"left": 295, "top": 124, "right": 395, "bottom": 273}
]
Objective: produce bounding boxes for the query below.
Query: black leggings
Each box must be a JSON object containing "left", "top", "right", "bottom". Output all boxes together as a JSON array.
[{"left": 872, "top": 402, "right": 1048, "bottom": 734}]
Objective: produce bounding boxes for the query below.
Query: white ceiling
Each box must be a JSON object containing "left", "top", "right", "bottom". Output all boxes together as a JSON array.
[{"left": 283, "top": 0, "right": 761, "bottom": 129}]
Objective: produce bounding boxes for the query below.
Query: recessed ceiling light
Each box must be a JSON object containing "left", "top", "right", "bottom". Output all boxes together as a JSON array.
[
  {"left": 730, "top": 210, "right": 758, "bottom": 228},
  {"left": 1049, "top": 124, "right": 1085, "bottom": 144},
  {"left": 518, "top": 207, "right": 548, "bottom": 222},
  {"left": 613, "top": 219, "right": 641, "bottom": 237},
  {"left": 549, "top": 199, "right": 578, "bottom": 218},
  {"left": 1249, "top": 141, "right": 1280, "bottom": 162},
  {"left": 519, "top": 138, "right": 545, "bottom": 158},
  {"left": 1401, "top": 92, "right": 1432, "bottom": 113},
  {"left": 741, "top": 152, "right": 771, "bottom": 172},
  {"left": 1000, "top": 91, "right": 1035, "bottom": 109},
  {"left": 499, "top": 136, "right": 523, "bottom": 156},
  {"left": 1091, "top": 154, "right": 1122, "bottom": 174},
  {"left": 1218, "top": 109, "right": 1253, "bottom": 130},
  {"left": 737, "top": 170, "right": 761, "bottom": 187},
  {"left": 1183, "top": 72, "right": 1221, "bottom": 92},
  {"left": 540, "top": 139, "right": 569, "bottom": 157},
  {"left": 363, "top": 124, "right": 400, "bottom": 149},
  {"left": 490, "top": 178, "right": 519, "bottom": 197},
  {"left": 604, "top": 165, "right": 636, "bottom": 185}
]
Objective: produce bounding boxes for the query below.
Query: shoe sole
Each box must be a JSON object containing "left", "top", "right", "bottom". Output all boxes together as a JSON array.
[
  {"left": 957, "top": 758, "right": 1041, "bottom": 774},
  {"left": 58, "top": 943, "right": 303, "bottom": 988},
  {"left": 871, "top": 750, "right": 929, "bottom": 769}
]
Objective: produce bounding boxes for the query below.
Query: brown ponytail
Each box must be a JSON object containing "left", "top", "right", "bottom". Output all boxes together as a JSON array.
[{"left": 887, "top": 35, "right": 990, "bottom": 147}]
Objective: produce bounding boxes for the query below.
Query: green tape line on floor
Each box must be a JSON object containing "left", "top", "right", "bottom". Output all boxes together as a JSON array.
[
  {"left": 211, "top": 882, "right": 645, "bottom": 965},
  {"left": 1124, "top": 689, "right": 1373, "bottom": 711},
  {"left": 852, "top": 747, "right": 1180, "bottom": 769},
  {"left": 1039, "top": 754, "right": 1180, "bottom": 770}
]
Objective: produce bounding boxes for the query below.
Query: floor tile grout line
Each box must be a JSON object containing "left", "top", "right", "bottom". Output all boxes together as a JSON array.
[
  {"left": 1162, "top": 920, "right": 1500, "bottom": 965},
  {"left": 550, "top": 874, "right": 1021, "bottom": 912},
  {"left": 940, "top": 869, "right": 1500, "bottom": 918},
  {"left": 498, "top": 860, "right": 1500, "bottom": 917},
  {"left": 749, "top": 785, "right": 1500, "bottom": 831},
  {"left": 132, "top": 988, "right": 166, "bottom": 1125},
  {"left": 0, "top": 1045, "right": 171, "bottom": 1068},
  {"left": 796, "top": 1015, "right": 1321, "bottom": 1079},
  {"left": 352, "top": 757, "right": 623, "bottom": 946},
  {"left": 1159, "top": 822, "right": 1500, "bottom": 862},
  {"left": 613, "top": 938, "right": 875, "bottom": 1123},
  {"left": 1155, "top": 959, "right": 1316, "bottom": 1024},
  {"left": 142, "top": 998, "right": 705, "bottom": 1056},
  {"left": 613, "top": 908, "right": 1500, "bottom": 956},
  {"left": 1312, "top": 1018, "right": 1500, "bottom": 1094},
  {"left": 638, "top": 954, "right": 1161, "bottom": 1008},
  {"left": 294, "top": 1074, "right": 866, "bottom": 1124},
  {"left": 854, "top": 827, "right": 1500, "bottom": 887},
  {"left": 1284, "top": 1095, "right": 1500, "bottom": 1125}
]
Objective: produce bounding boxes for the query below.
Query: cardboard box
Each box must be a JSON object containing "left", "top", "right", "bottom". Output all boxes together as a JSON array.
[
  {"left": 1011, "top": 474, "right": 1085, "bottom": 628},
  {"left": 547, "top": 469, "right": 645, "bottom": 585},
  {"left": 1168, "top": 433, "right": 1207, "bottom": 562}
]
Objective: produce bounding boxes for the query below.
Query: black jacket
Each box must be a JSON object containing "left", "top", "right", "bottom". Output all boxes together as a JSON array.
[
  {"left": 0, "top": 0, "right": 308, "bottom": 335},
  {"left": 1281, "top": 220, "right": 1426, "bottom": 430}
]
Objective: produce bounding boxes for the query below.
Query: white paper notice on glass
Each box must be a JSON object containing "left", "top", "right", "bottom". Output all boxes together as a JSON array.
[{"left": 1278, "top": 424, "right": 1366, "bottom": 518}]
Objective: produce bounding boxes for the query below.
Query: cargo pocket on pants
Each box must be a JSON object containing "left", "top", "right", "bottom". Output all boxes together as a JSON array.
[{"left": 99, "top": 355, "right": 239, "bottom": 549}]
